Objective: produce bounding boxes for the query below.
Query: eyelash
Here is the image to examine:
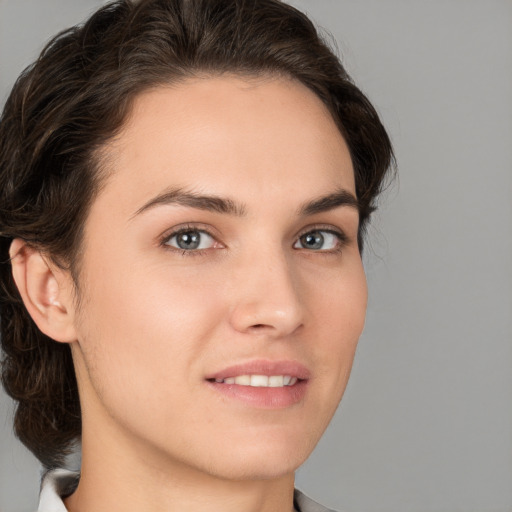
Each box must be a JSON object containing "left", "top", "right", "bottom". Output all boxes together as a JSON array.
[{"left": 160, "top": 224, "right": 349, "bottom": 257}]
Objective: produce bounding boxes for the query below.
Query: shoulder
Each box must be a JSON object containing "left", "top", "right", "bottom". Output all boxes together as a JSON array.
[{"left": 294, "top": 489, "right": 339, "bottom": 512}]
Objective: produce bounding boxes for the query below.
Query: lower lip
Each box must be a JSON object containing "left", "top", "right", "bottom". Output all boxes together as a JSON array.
[{"left": 206, "top": 380, "right": 308, "bottom": 409}]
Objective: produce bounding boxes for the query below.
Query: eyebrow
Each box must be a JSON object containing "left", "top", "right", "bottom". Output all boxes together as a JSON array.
[
  {"left": 131, "top": 187, "right": 360, "bottom": 219},
  {"left": 298, "top": 189, "right": 360, "bottom": 216},
  {"left": 132, "top": 187, "right": 247, "bottom": 218}
]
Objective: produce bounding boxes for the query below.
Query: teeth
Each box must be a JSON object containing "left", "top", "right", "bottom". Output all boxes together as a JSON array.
[
  {"left": 216, "top": 375, "right": 297, "bottom": 387},
  {"left": 234, "top": 375, "right": 251, "bottom": 385},
  {"left": 268, "top": 375, "right": 284, "bottom": 387},
  {"left": 251, "top": 375, "right": 268, "bottom": 387}
]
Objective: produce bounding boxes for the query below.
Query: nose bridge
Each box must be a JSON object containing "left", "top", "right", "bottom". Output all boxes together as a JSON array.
[{"left": 229, "top": 242, "right": 304, "bottom": 336}]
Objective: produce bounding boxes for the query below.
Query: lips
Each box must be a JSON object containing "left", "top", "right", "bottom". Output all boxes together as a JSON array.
[{"left": 205, "top": 360, "right": 310, "bottom": 409}]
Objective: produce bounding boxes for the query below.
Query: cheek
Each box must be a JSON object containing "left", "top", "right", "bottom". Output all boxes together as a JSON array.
[
  {"left": 73, "top": 259, "right": 226, "bottom": 407},
  {"left": 310, "top": 253, "right": 367, "bottom": 334},
  {"left": 81, "top": 252, "right": 223, "bottom": 335},
  {"left": 307, "top": 258, "right": 367, "bottom": 391}
]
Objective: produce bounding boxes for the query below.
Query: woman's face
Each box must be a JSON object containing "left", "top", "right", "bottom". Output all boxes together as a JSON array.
[{"left": 69, "top": 76, "right": 367, "bottom": 480}]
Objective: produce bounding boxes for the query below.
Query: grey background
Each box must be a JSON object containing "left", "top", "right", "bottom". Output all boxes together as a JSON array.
[{"left": 0, "top": 0, "right": 511, "bottom": 511}]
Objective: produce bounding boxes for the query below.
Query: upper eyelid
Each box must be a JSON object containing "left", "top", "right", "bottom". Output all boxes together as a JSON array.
[
  {"left": 166, "top": 228, "right": 215, "bottom": 242},
  {"left": 295, "top": 224, "right": 349, "bottom": 242},
  {"left": 159, "top": 223, "right": 219, "bottom": 244}
]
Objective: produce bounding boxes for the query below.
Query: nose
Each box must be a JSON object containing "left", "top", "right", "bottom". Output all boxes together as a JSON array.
[{"left": 228, "top": 250, "right": 305, "bottom": 337}]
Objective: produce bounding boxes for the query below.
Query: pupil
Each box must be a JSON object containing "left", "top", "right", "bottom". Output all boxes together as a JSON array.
[
  {"left": 302, "top": 231, "right": 324, "bottom": 249},
  {"left": 177, "top": 231, "right": 200, "bottom": 250}
]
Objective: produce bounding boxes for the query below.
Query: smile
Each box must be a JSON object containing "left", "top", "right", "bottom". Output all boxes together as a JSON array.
[
  {"left": 206, "top": 360, "right": 309, "bottom": 408},
  {"left": 212, "top": 375, "right": 299, "bottom": 387}
]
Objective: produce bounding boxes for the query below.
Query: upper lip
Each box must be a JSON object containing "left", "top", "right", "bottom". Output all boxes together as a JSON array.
[{"left": 206, "top": 360, "right": 311, "bottom": 381}]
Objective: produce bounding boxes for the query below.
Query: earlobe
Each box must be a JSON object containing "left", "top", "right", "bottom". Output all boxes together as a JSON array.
[{"left": 9, "top": 239, "right": 78, "bottom": 343}]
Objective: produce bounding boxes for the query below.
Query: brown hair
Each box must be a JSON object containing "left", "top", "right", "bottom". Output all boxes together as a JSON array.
[{"left": 0, "top": 0, "right": 394, "bottom": 469}]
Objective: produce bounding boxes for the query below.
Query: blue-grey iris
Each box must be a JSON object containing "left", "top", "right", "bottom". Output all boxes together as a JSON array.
[
  {"left": 176, "top": 231, "right": 201, "bottom": 250},
  {"left": 300, "top": 231, "right": 324, "bottom": 250}
]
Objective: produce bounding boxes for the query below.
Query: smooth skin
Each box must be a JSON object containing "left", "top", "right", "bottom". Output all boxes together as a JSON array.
[{"left": 11, "top": 76, "right": 367, "bottom": 512}]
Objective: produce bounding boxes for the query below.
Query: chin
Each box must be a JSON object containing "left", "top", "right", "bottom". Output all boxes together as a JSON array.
[
  {"left": 195, "top": 428, "right": 321, "bottom": 481},
  {"left": 204, "top": 453, "right": 306, "bottom": 481}
]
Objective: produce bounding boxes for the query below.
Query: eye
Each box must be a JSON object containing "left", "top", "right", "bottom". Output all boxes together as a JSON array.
[
  {"left": 164, "top": 229, "right": 216, "bottom": 251},
  {"left": 293, "top": 229, "right": 344, "bottom": 251}
]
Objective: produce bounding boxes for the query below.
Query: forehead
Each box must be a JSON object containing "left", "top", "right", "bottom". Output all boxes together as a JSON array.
[{"left": 96, "top": 75, "right": 355, "bottom": 215}]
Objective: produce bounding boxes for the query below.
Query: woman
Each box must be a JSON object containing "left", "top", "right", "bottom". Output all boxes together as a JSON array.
[{"left": 0, "top": 0, "right": 394, "bottom": 510}]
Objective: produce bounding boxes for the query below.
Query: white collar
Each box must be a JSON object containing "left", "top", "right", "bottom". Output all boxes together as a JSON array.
[{"left": 38, "top": 469, "right": 79, "bottom": 512}]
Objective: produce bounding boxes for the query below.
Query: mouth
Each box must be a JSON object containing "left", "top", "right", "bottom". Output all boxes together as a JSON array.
[
  {"left": 209, "top": 375, "right": 299, "bottom": 387},
  {"left": 205, "top": 360, "right": 309, "bottom": 409}
]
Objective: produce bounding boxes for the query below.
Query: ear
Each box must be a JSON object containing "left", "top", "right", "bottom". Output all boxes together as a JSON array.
[{"left": 9, "top": 238, "right": 78, "bottom": 343}]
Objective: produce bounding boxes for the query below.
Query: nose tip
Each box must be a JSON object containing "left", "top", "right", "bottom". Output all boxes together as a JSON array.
[
  {"left": 229, "top": 261, "right": 305, "bottom": 337},
  {"left": 230, "top": 301, "right": 304, "bottom": 337}
]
